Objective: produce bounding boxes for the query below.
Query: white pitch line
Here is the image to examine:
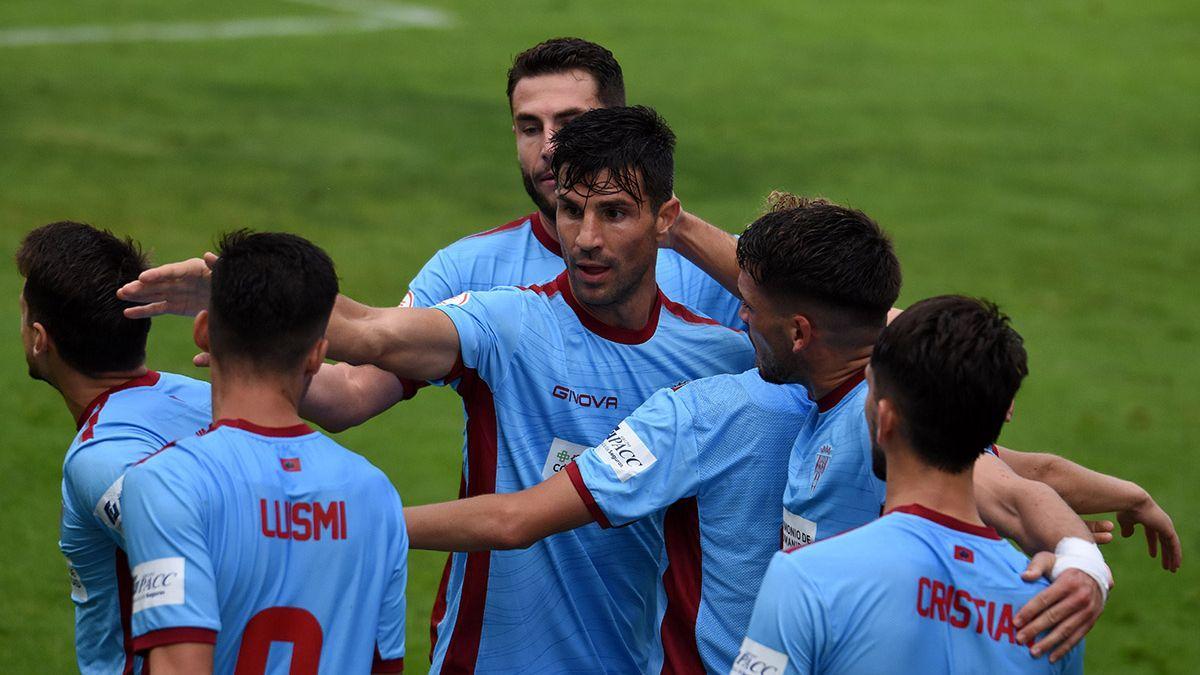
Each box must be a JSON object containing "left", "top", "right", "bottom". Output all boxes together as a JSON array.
[{"left": 0, "top": 2, "right": 450, "bottom": 48}]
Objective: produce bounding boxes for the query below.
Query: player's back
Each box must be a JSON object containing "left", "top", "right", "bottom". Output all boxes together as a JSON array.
[
  {"left": 122, "top": 419, "right": 407, "bottom": 674},
  {"left": 739, "top": 507, "right": 1083, "bottom": 674},
  {"left": 60, "top": 370, "right": 210, "bottom": 674}
]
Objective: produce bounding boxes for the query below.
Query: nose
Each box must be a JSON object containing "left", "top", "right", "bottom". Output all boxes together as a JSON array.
[
  {"left": 540, "top": 128, "right": 555, "bottom": 166},
  {"left": 574, "top": 209, "right": 604, "bottom": 253}
]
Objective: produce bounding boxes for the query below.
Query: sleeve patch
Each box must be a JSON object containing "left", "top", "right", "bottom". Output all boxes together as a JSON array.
[
  {"left": 595, "top": 421, "right": 656, "bottom": 482},
  {"left": 782, "top": 508, "right": 817, "bottom": 550},
  {"left": 132, "top": 557, "right": 185, "bottom": 613},
  {"left": 398, "top": 289, "right": 415, "bottom": 308},
  {"left": 66, "top": 558, "right": 88, "bottom": 602},
  {"left": 541, "top": 438, "right": 588, "bottom": 480},
  {"left": 731, "top": 637, "right": 789, "bottom": 674},
  {"left": 436, "top": 291, "right": 470, "bottom": 307},
  {"left": 93, "top": 474, "right": 125, "bottom": 534}
]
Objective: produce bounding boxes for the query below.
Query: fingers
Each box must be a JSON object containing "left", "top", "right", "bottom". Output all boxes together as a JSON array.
[
  {"left": 1163, "top": 530, "right": 1182, "bottom": 571},
  {"left": 1016, "top": 570, "right": 1100, "bottom": 650},
  {"left": 124, "top": 301, "right": 170, "bottom": 319},
  {"left": 1120, "top": 518, "right": 1136, "bottom": 538},
  {"left": 1027, "top": 597, "right": 1086, "bottom": 660},
  {"left": 1049, "top": 622, "right": 1091, "bottom": 663},
  {"left": 1015, "top": 579, "right": 1068, "bottom": 630},
  {"left": 1146, "top": 527, "right": 1158, "bottom": 559},
  {"left": 203, "top": 251, "right": 219, "bottom": 267},
  {"left": 1021, "top": 552, "right": 1056, "bottom": 581},
  {"left": 193, "top": 352, "right": 212, "bottom": 368}
]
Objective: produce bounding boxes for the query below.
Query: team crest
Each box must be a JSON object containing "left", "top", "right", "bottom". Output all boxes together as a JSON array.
[{"left": 810, "top": 444, "right": 833, "bottom": 493}]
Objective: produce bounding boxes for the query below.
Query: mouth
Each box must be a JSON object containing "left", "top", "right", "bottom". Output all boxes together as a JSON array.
[
  {"left": 537, "top": 172, "right": 555, "bottom": 186},
  {"left": 574, "top": 262, "right": 612, "bottom": 284}
]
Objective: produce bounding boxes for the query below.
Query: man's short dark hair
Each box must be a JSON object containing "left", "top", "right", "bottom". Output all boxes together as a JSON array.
[
  {"left": 209, "top": 231, "right": 338, "bottom": 373},
  {"left": 16, "top": 221, "right": 150, "bottom": 376},
  {"left": 507, "top": 37, "right": 625, "bottom": 108},
  {"left": 736, "top": 196, "right": 901, "bottom": 325},
  {"left": 872, "top": 295, "right": 1029, "bottom": 473},
  {"left": 550, "top": 105, "right": 675, "bottom": 210}
]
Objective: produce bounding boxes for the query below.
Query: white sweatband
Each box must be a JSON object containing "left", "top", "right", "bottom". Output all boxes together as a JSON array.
[{"left": 1051, "top": 537, "right": 1112, "bottom": 604}]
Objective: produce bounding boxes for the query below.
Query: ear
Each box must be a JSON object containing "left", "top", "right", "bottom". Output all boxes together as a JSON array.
[
  {"left": 654, "top": 195, "right": 681, "bottom": 239},
  {"left": 30, "top": 321, "right": 51, "bottom": 356},
  {"left": 304, "top": 338, "right": 329, "bottom": 378},
  {"left": 193, "top": 310, "right": 210, "bottom": 352},
  {"left": 788, "top": 313, "right": 814, "bottom": 355},
  {"left": 875, "top": 397, "right": 900, "bottom": 444}
]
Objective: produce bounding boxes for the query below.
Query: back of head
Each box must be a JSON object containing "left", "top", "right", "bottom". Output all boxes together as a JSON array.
[
  {"left": 209, "top": 231, "right": 338, "bottom": 374},
  {"left": 16, "top": 221, "right": 150, "bottom": 376},
  {"left": 872, "top": 295, "right": 1029, "bottom": 473},
  {"left": 736, "top": 195, "right": 901, "bottom": 329},
  {"left": 550, "top": 105, "right": 676, "bottom": 211},
  {"left": 507, "top": 37, "right": 625, "bottom": 108}
]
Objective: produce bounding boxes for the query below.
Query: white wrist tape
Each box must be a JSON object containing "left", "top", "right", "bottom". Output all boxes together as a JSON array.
[{"left": 1051, "top": 537, "right": 1112, "bottom": 604}]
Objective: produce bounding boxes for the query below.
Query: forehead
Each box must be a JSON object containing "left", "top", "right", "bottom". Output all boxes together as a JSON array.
[
  {"left": 556, "top": 168, "right": 643, "bottom": 206},
  {"left": 511, "top": 70, "right": 601, "bottom": 118}
]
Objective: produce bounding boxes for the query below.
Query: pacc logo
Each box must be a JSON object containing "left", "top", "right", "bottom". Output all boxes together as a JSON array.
[
  {"left": 551, "top": 385, "right": 618, "bottom": 409},
  {"left": 731, "top": 637, "right": 789, "bottom": 674},
  {"left": 131, "top": 556, "right": 185, "bottom": 613}
]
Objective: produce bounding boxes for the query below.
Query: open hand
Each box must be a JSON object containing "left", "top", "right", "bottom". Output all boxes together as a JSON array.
[{"left": 117, "top": 252, "right": 217, "bottom": 318}]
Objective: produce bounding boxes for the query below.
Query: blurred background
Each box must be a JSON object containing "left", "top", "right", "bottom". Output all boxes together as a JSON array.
[{"left": 1, "top": 1, "right": 1196, "bottom": 672}]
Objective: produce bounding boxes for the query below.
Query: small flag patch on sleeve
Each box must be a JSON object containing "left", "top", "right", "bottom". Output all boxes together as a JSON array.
[{"left": 954, "top": 545, "right": 974, "bottom": 564}]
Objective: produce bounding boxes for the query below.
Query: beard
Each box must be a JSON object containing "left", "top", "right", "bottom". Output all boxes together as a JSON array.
[{"left": 521, "top": 166, "right": 556, "bottom": 219}]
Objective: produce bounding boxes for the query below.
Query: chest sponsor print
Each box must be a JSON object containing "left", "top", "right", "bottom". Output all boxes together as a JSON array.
[{"left": 541, "top": 438, "right": 588, "bottom": 480}]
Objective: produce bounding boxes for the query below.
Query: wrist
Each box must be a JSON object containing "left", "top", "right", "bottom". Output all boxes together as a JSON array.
[{"left": 1051, "top": 536, "right": 1112, "bottom": 603}]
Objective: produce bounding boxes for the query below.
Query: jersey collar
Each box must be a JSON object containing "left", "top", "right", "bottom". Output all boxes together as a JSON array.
[
  {"left": 76, "top": 370, "right": 162, "bottom": 429},
  {"left": 814, "top": 369, "right": 866, "bottom": 413},
  {"left": 887, "top": 503, "right": 1002, "bottom": 540},
  {"left": 211, "top": 418, "right": 315, "bottom": 438},
  {"left": 555, "top": 271, "right": 665, "bottom": 345},
  {"left": 530, "top": 211, "right": 562, "bottom": 257}
]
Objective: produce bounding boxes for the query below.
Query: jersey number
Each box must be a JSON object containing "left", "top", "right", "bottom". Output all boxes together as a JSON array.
[{"left": 235, "top": 606, "right": 323, "bottom": 675}]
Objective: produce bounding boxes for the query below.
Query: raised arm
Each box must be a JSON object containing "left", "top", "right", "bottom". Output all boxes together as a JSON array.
[
  {"left": 322, "top": 296, "right": 459, "bottom": 380},
  {"left": 997, "top": 446, "right": 1181, "bottom": 571},
  {"left": 404, "top": 469, "right": 592, "bottom": 551},
  {"left": 665, "top": 209, "right": 740, "bottom": 297},
  {"left": 299, "top": 363, "right": 417, "bottom": 433}
]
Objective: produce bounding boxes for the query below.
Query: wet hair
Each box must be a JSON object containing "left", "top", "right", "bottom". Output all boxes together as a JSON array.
[
  {"left": 550, "top": 105, "right": 675, "bottom": 210},
  {"left": 872, "top": 295, "right": 1029, "bottom": 473},
  {"left": 208, "top": 230, "right": 338, "bottom": 373},
  {"left": 16, "top": 221, "right": 150, "bottom": 376},
  {"left": 507, "top": 37, "right": 625, "bottom": 108}
]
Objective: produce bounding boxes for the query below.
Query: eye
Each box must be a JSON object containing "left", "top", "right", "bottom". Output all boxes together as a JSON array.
[
  {"left": 561, "top": 204, "right": 583, "bottom": 218},
  {"left": 604, "top": 207, "right": 625, "bottom": 220},
  {"left": 520, "top": 125, "right": 540, "bottom": 136}
]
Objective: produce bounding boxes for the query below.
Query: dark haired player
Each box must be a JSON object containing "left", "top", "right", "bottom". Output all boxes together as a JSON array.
[
  {"left": 737, "top": 297, "right": 1083, "bottom": 673},
  {"left": 17, "top": 221, "right": 211, "bottom": 675},
  {"left": 119, "top": 232, "right": 408, "bottom": 673},
  {"left": 120, "top": 107, "right": 753, "bottom": 673}
]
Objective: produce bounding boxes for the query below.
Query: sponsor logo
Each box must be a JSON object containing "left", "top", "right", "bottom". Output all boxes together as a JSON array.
[
  {"left": 810, "top": 444, "right": 833, "bottom": 493},
  {"left": 551, "top": 384, "right": 618, "bottom": 409},
  {"left": 398, "top": 289, "right": 415, "bottom": 308},
  {"left": 781, "top": 508, "right": 817, "bottom": 549},
  {"left": 260, "top": 499, "right": 347, "bottom": 541},
  {"left": 596, "top": 421, "right": 656, "bottom": 482},
  {"left": 93, "top": 475, "right": 125, "bottom": 534},
  {"left": 436, "top": 291, "right": 470, "bottom": 307},
  {"left": 541, "top": 438, "right": 587, "bottom": 480},
  {"left": 916, "top": 576, "right": 1018, "bottom": 644},
  {"left": 131, "top": 557, "right": 184, "bottom": 613},
  {"left": 731, "top": 637, "right": 789, "bottom": 674},
  {"left": 65, "top": 557, "right": 88, "bottom": 602}
]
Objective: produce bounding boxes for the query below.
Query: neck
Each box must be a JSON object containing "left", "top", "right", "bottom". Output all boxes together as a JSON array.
[
  {"left": 805, "top": 346, "right": 872, "bottom": 402},
  {"left": 883, "top": 445, "right": 983, "bottom": 526},
  {"left": 53, "top": 364, "right": 149, "bottom": 425},
  {"left": 576, "top": 268, "right": 660, "bottom": 331},
  {"left": 210, "top": 361, "right": 306, "bottom": 429}
]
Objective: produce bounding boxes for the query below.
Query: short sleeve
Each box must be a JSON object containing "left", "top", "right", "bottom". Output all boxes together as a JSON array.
[
  {"left": 122, "top": 456, "right": 221, "bottom": 651},
  {"left": 736, "top": 552, "right": 826, "bottom": 675},
  {"left": 406, "top": 248, "right": 460, "bottom": 308},
  {"left": 63, "top": 436, "right": 149, "bottom": 547},
  {"left": 374, "top": 485, "right": 408, "bottom": 671},
  {"left": 433, "top": 287, "right": 529, "bottom": 387},
  {"left": 568, "top": 387, "right": 701, "bottom": 528}
]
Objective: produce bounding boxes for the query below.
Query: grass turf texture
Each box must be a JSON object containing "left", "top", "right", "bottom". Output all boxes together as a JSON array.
[{"left": 1, "top": 1, "right": 1197, "bottom": 671}]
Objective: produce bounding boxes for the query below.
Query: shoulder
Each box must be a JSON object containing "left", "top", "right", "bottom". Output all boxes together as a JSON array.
[
  {"left": 441, "top": 214, "right": 536, "bottom": 256},
  {"left": 784, "top": 516, "right": 910, "bottom": 572}
]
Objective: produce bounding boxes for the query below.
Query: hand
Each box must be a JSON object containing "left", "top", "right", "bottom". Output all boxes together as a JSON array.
[
  {"left": 193, "top": 352, "right": 211, "bottom": 368},
  {"left": 1086, "top": 519, "right": 1115, "bottom": 544},
  {"left": 1117, "top": 494, "right": 1182, "bottom": 571},
  {"left": 1015, "top": 568, "right": 1104, "bottom": 662},
  {"left": 117, "top": 252, "right": 218, "bottom": 318}
]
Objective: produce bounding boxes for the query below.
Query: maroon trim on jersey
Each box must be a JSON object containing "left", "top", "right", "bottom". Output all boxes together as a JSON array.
[
  {"left": 132, "top": 627, "right": 218, "bottom": 653},
  {"left": 565, "top": 461, "right": 613, "bottom": 529},
  {"left": 374, "top": 646, "right": 406, "bottom": 673},
  {"left": 888, "top": 503, "right": 1002, "bottom": 540},
  {"left": 210, "top": 418, "right": 315, "bottom": 437},
  {"left": 133, "top": 440, "right": 178, "bottom": 467},
  {"left": 76, "top": 370, "right": 162, "bottom": 430},
  {"left": 552, "top": 271, "right": 665, "bottom": 345},
  {"left": 431, "top": 367, "right": 498, "bottom": 673},
  {"left": 814, "top": 369, "right": 865, "bottom": 413},
  {"left": 660, "top": 498, "right": 705, "bottom": 674},
  {"left": 397, "top": 376, "right": 427, "bottom": 401},
  {"left": 465, "top": 212, "right": 535, "bottom": 240},
  {"left": 662, "top": 297, "right": 727, "bottom": 329},
  {"left": 528, "top": 211, "right": 562, "bottom": 257},
  {"left": 115, "top": 548, "right": 135, "bottom": 675}
]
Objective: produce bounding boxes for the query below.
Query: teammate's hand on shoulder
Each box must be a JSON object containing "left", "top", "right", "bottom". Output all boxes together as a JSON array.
[
  {"left": 1086, "top": 519, "right": 1115, "bottom": 544},
  {"left": 1015, "top": 567, "right": 1104, "bottom": 663},
  {"left": 1118, "top": 492, "right": 1182, "bottom": 571},
  {"left": 118, "top": 252, "right": 218, "bottom": 319}
]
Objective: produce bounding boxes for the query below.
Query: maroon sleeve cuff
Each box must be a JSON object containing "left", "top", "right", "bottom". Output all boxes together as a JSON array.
[
  {"left": 373, "top": 646, "right": 405, "bottom": 672},
  {"left": 565, "top": 461, "right": 613, "bottom": 529},
  {"left": 133, "top": 627, "right": 218, "bottom": 653}
]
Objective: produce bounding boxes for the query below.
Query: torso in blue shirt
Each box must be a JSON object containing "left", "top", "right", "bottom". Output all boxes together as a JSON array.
[
  {"left": 781, "top": 373, "right": 887, "bottom": 550},
  {"left": 736, "top": 506, "right": 1084, "bottom": 675},
  {"left": 570, "top": 369, "right": 814, "bottom": 673},
  {"left": 59, "top": 370, "right": 210, "bottom": 675},
  {"left": 429, "top": 272, "right": 755, "bottom": 674},
  {"left": 404, "top": 211, "right": 744, "bottom": 328},
  {"left": 121, "top": 419, "right": 408, "bottom": 674}
]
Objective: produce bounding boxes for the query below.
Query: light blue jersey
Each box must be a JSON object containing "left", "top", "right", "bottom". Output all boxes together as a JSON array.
[
  {"left": 429, "top": 271, "right": 755, "bottom": 674},
  {"left": 59, "top": 370, "right": 210, "bottom": 675},
  {"left": 736, "top": 505, "right": 1083, "bottom": 674},
  {"left": 403, "top": 211, "right": 744, "bottom": 328},
  {"left": 781, "top": 372, "right": 887, "bottom": 550},
  {"left": 570, "top": 369, "right": 814, "bottom": 673},
  {"left": 121, "top": 419, "right": 408, "bottom": 674}
]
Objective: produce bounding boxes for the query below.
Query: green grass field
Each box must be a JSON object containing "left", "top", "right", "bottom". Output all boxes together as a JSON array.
[{"left": 2, "top": 1, "right": 1197, "bottom": 672}]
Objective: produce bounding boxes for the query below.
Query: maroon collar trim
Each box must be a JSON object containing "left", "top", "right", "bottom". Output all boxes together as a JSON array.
[
  {"left": 211, "top": 418, "right": 315, "bottom": 438},
  {"left": 887, "top": 503, "right": 1002, "bottom": 540},
  {"left": 529, "top": 212, "right": 562, "bottom": 257},
  {"left": 555, "top": 271, "right": 664, "bottom": 345},
  {"left": 76, "top": 371, "right": 162, "bottom": 429},
  {"left": 814, "top": 369, "right": 866, "bottom": 413}
]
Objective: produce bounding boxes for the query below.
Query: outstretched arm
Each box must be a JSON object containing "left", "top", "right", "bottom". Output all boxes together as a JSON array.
[
  {"left": 323, "top": 295, "right": 460, "bottom": 381},
  {"left": 664, "top": 209, "right": 740, "bottom": 297},
  {"left": 997, "top": 446, "right": 1181, "bottom": 571},
  {"left": 404, "top": 469, "right": 592, "bottom": 551},
  {"left": 300, "top": 363, "right": 417, "bottom": 433}
]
